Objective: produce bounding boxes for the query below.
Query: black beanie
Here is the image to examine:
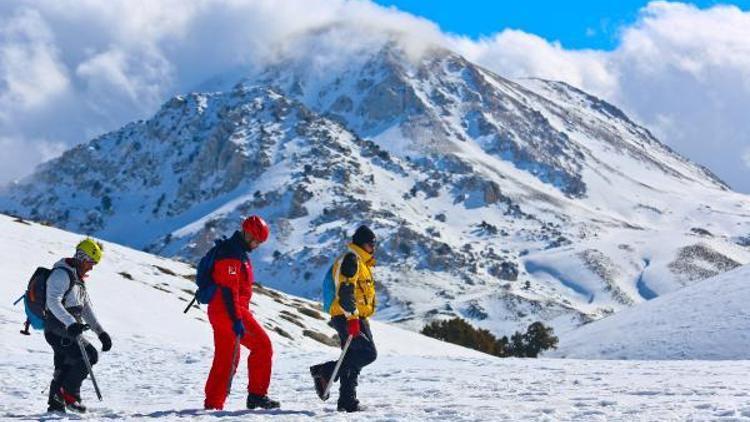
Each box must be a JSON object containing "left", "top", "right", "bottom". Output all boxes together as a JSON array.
[{"left": 352, "top": 225, "right": 375, "bottom": 246}]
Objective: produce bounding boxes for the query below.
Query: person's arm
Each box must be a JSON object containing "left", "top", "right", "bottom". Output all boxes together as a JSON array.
[
  {"left": 337, "top": 253, "right": 359, "bottom": 319},
  {"left": 81, "top": 292, "right": 104, "bottom": 335},
  {"left": 82, "top": 291, "right": 112, "bottom": 350},
  {"left": 213, "top": 258, "right": 242, "bottom": 321},
  {"left": 45, "top": 269, "right": 77, "bottom": 328}
]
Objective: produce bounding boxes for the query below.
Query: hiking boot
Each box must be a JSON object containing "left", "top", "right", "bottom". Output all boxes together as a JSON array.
[
  {"left": 337, "top": 399, "right": 365, "bottom": 413},
  {"left": 47, "top": 383, "right": 66, "bottom": 413},
  {"left": 47, "top": 395, "right": 66, "bottom": 413},
  {"left": 60, "top": 388, "right": 86, "bottom": 413},
  {"left": 310, "top": 361, "right": 335, "bottom": 401},
  {"left": 246, "top": 394, "right": 280, "bottom": 410}
]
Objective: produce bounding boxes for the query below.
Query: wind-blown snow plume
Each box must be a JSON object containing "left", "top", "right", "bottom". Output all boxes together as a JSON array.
[{"left": 2, "top": 1, "right": 750, "bottom": 192}]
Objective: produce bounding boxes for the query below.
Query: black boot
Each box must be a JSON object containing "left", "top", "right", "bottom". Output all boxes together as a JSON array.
[
  {"left": 246, "top": 394, "right": 280, "bottom": 410},
  {"left": 47, "top": 376, "right": 65, "bottom": 413},
  {"left": 47, "top": 389, "right": 66, "bottom": 413},
  {"left": 337, "top": 399, "right": 365, "bottom": 413},
  {"left": 337, "top": 368, "right": 364, "bottom": 412},
  {"left": 310, "top": 361, "right": 336, "bottom": 401}
]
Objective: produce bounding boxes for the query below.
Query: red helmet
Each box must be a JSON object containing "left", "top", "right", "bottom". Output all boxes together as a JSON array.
[{"left": 242, "top": 215, "right": 270, "bottom": 243}]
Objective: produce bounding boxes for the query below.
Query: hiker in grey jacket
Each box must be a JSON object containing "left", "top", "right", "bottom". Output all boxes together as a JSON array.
[{"left": 44, "top": 238, "right": 111, "bottom": 414}]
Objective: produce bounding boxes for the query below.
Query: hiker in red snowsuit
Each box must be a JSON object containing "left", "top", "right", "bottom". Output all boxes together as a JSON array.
[{"left": 204, "top": 216, "right": 280, "bottom": 410}]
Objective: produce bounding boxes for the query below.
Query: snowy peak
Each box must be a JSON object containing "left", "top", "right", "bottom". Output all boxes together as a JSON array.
[
  {"left": 257, "top": 43, "right": 726, "bottom": 197},
  {"left": 257, "top": 44, "right": 586, "bottom": 197}
]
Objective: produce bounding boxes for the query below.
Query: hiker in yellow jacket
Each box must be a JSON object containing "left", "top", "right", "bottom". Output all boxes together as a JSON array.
[{"left": 310, "top": 225, "right": 378, "bottom": 412}]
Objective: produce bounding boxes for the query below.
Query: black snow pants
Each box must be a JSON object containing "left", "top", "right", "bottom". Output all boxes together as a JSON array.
[{"left": 44, "top": 330, "right": 98, "bottom": 400}]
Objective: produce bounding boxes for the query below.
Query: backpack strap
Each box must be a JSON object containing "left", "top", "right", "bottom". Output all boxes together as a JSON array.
[{"left": 48, "top": 267, "right": 77, "bottom": 309}]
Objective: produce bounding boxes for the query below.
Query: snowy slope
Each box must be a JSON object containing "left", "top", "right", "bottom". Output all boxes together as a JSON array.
[
  {"left": 551, "top": 264, "right": 750, "bottom": 360},
  {"left": 5, "top": 214, "right": 750, "bottom": 420},
  {"left": 4, "top": 39, "right": 750, "bottom": 340}
]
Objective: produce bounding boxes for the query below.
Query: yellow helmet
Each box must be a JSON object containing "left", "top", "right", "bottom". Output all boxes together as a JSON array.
[{"left": 76, "top": 238, "right": 104, "bottom": 264}]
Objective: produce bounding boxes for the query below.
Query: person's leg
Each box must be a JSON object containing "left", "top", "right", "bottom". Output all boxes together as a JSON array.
[
  {"left": 204, "top": 316, "right": 236, "bottom": 409},
  {"left": 44, "top": 331, "right": 67, "bottom": 411},
  {"left": 310, "top": 336, "right": 337, "bottom": 400},
  {"left": 59, "top": 337, "right": 98, "bottom": 399},
  {"left": 358, "top": 319, "right": 377, "bottom": 368},
  {"left": 330, "top": 317, "right": 377, "bottom": 409},
  {"left": 330, "top": 317, "right": 377, "bottom": 372},
  {"left": 240, "top": 313, "right": 273, "bottom": 396},
  {"left": 310, "top": 360, "right": 336, "bottom": 379},
  {"left": 310, "top": 318, "right": 346, "bottom": 385},
  {"left": 241, "top": 313, "right": 280, "bottom": 409}
]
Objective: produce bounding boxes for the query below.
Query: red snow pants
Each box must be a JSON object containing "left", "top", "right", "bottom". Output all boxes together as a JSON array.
[{"left": 204, "top": 308, "right": 273, "bottom": 409}]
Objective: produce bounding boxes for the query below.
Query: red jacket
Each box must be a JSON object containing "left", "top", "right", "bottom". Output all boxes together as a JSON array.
[{"left": 208, "top": 231, "right": 254, "bottom": 319}]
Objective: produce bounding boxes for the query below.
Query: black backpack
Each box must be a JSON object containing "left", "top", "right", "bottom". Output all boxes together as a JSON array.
[
  {"left": 184, "top": 238, "right": 226, "bottom": 313},
  {"left": 17, "top": 267, "right": 74, "bottom": 335}
]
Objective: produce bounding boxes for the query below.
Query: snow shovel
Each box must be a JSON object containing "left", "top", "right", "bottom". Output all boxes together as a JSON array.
[
  {"left": 321, "top": 334, "right": 353, "bottom": 401},
  {"left": 77, "top": 335, "right": 103, "bottom": 401}
]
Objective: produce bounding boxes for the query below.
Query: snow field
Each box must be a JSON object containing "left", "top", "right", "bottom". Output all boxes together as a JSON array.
[{"left": 3, "top": 215, "right": 750, "bottom": 420}]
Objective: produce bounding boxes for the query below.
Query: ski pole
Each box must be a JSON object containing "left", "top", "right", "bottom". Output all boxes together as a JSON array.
[
  {"left": 183, "top": 295, "right": 197, "bottom": 313},
  {"left": 77, "top": 336, "right": 103, "bottom": 401},
  {"left": 226, "top": 335, "right": 241, "bottom": 395},
  {"left": 322, "top": 334, "right": 353, "bottom": 401},
  {"left": 13, "top": 294, "right": 24, "bottom": 306}
]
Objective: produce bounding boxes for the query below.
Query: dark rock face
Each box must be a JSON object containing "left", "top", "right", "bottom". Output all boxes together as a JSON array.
[
  {"left": 488, "top": 262, "right": 519, "bottom": 281},
  {"left": 668, "top": 244, "right": 741, "bottom": 284}
]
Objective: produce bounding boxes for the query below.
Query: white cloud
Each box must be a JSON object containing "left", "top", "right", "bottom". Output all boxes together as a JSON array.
[
  {"left": 452, "top": 30, "right": 617, "bottom": 99},
  {"left": 0, "top": 0, "right": 749, "bottom": 193},
  {"left": 0, "top": 135, "right": 66, "bottom": 185},
  {"left": 0, "top": 8, "right": 69, "bottom": 113},
  {"left": 610, "top": 2, "right": 750, "bottom": 191},
  {"left": 75, "top": 46, "right": 174, "bottom": 120}
]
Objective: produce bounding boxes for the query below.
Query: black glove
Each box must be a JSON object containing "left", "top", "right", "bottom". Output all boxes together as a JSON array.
[
  {"left": 99, "top": 332, "right": 112, "bottom": 352},
  {"left": 66, "top": 322, "right": 86, "bottom": 337}
]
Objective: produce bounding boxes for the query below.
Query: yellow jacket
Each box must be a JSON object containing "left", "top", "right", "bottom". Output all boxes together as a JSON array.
[{"left": 329, "top": 243, "right": 377, "bottom": 320}]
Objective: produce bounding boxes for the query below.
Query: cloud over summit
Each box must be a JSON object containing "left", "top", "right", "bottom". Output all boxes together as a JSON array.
[{"left": 1, "top": 1, "right": 749, "bottom": 192}]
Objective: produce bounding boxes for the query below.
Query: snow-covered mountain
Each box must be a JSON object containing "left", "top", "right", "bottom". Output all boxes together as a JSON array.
[
  {"left": 5, "top": 213, "right": 750, "bottom": 421},
  {"left": 3, "top": 40, "right": 750, "bottom": 337},
  {"left": 551, "top": 263, "right": 750, "bottom": 360}
]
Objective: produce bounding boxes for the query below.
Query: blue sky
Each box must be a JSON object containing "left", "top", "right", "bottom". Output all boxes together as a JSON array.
[{"left": 373, "top": 0, "right": 750, "bottom": 49}]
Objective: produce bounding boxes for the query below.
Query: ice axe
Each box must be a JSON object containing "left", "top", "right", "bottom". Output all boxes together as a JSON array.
[
  {"left": 77, "top": 335, "right": 103, "bottom": 401},
  {"left": 183, "top": 295, "right": 197, "bottom": 313},
  {"left": 321, "top": 334, "right": 353, "bottom": 401},
  {"left": 13, "top": 295, "right": 31, "bottom": 335},
  {"left": 226, "top": 335, "right": 241, "bottom": 395}
]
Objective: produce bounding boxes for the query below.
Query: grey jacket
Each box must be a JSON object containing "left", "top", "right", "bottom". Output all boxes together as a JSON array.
[{"left": 45, "top": 258, "right": 104, "bottom": 336}]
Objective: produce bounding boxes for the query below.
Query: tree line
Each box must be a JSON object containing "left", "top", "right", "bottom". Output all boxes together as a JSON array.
[{"left": 421, "top": 318, "right": 558, "bottom": 358}]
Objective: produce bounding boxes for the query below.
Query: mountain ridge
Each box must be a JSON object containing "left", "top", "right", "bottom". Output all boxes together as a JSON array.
[{"left": 3, "top": 41, "right": 750, "bottom": 337}]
